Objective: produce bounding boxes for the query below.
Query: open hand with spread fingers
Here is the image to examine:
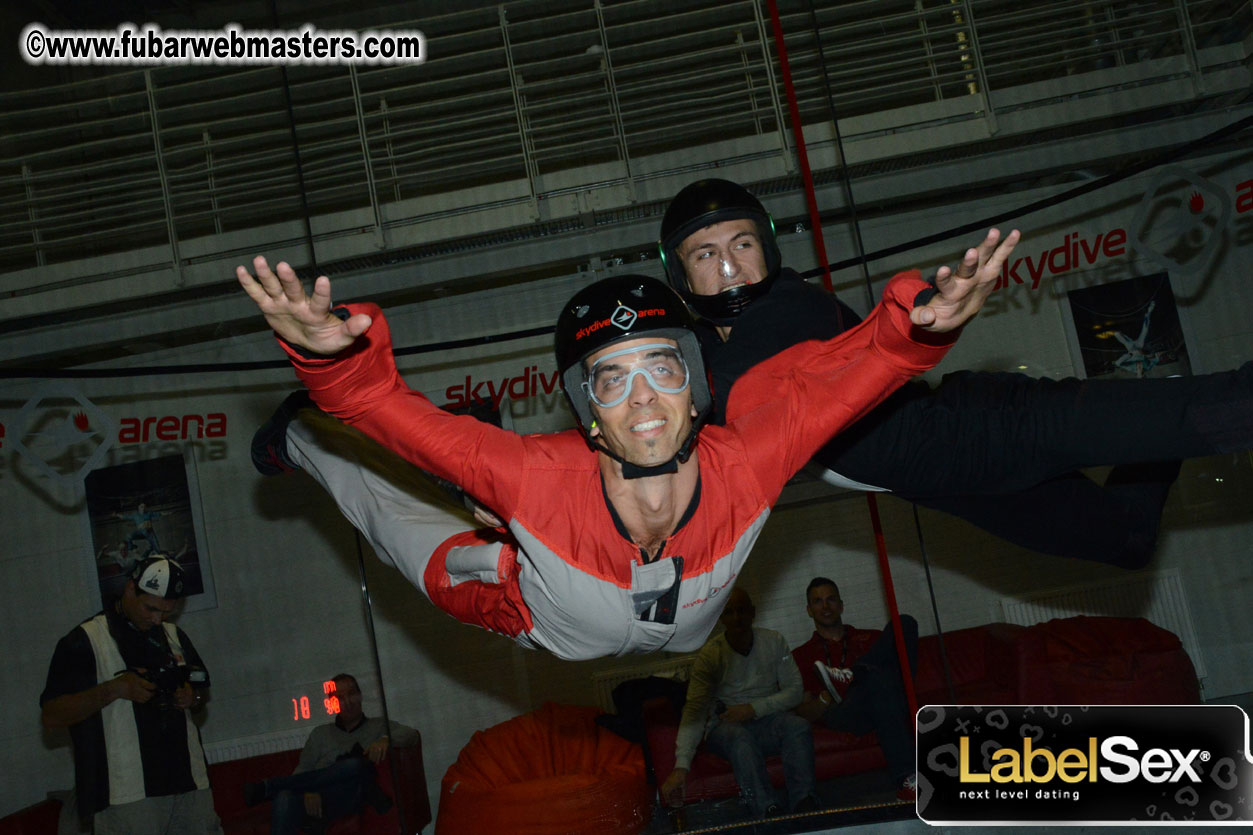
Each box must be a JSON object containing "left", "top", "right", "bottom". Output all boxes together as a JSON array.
[
  {"left": 910, "top": 228, "right": 1021, "bottom": 333},
  {"left": 236, "top": 256, "right": 374, "bottom": 355}
]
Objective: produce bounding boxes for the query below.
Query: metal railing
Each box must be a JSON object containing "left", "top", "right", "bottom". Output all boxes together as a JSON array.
[{"left": 0, "top": 0, "right": 1248, "bottom": 283}]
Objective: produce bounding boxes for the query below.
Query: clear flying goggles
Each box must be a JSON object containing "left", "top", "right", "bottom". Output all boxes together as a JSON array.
[{"left": 583, "top": 342, "right": 691, "bottom": 408}]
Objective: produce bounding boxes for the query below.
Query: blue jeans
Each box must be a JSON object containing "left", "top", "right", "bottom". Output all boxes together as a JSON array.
[
  {"left": 704, "top": 711, "right": 815, "bottom": 816},
  {"left": 264, "top": 757, "right": 373, "bottom": 835}
]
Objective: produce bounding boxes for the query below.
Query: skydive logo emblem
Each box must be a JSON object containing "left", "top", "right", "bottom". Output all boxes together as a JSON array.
[
  {"left": 574, "top": 306, "right": 665, "bottom": 340},
  {"left": 918, "top": 705, "right": 1253, "bottom": 824},
  {"left": 611, "top": 304, "right": 638, "bottom": 330},
  {"left": 8, "top": 382, "right": 116, "bottom": 484},
  {"left": 1130, "top": 165, "right": 1232, "bottom": 276}
]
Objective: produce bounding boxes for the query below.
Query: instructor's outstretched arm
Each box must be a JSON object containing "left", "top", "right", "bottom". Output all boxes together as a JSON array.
[
  {"left": 236, "top": 256, "right": 374, "bottom": 355},
  {"left": 910, "top": 228, "right": 1020, "bottom": 332}
]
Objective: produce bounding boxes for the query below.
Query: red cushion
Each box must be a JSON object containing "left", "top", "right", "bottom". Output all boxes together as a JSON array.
[
  {"left": 209, "top": 749, "right": 301, "bottom": 826},
  {"left": 438, "top": 703, "right": 648, "bottom": 835},
  {"left": 1022, "top": 616, "right": 1200, "bottom": 704}
]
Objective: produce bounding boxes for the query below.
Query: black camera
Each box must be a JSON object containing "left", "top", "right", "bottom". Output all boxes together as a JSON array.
[{"left": 134, "top": 661, "right": 208, "bottom": 709}]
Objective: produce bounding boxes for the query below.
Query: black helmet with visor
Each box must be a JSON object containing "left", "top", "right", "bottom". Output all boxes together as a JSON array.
[{"left": 658, "top": 178, "right": 782, "bottom": 324}]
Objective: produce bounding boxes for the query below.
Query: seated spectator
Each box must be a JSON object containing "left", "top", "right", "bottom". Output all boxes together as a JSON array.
[
  {"left": 792, "top": 577, "right": 919, "bottom": 801},
  {"left": 661, "top": 587, "right": 818, "bottom": 818},
  {"left": 244, "top": 673, "right": 419, "bottom": 834}
]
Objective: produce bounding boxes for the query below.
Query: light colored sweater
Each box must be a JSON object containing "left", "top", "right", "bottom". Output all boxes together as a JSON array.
[
  {"left": 673, "top": 627, "right": 802, "bottom": 770},
  {"left": 295, "top": 716, "right": 420, "bottom": 774}
]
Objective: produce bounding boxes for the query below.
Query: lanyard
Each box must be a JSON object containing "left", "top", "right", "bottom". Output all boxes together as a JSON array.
[{"left": 823, "top": 634, "right": 848, "bottom": 668}]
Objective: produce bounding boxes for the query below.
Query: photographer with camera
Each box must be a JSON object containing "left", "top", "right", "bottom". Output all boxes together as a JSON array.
[{"left": 41, "top": 556, "right": 220, "bottom": 833}]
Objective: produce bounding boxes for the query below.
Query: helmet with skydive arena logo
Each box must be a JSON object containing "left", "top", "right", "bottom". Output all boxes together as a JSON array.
[{"left": 554, "top": 274, "right": 711, "bottom": 472}]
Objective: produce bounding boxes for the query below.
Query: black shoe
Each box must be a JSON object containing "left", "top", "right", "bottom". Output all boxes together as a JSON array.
[
  {"left": 242, "top": 780, "right": 266, "bottom": 806},
  {"left": 792, "top": 795, "right": 821, "bottom": 813},
  {"left": 251, "top": 391, "right": 314, "bottom": 475},
  {"left": 762, "top": 802, "right": 783, "bottom": 818}
]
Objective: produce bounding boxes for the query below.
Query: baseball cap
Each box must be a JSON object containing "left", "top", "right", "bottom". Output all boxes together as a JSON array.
[{"left": 130, "top": 556, "right": 188, "bottom": 600}]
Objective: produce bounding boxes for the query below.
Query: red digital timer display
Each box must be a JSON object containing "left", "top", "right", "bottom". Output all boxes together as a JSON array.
[{"left": 292, "top": 680, "right": 342, "bottom": 722}]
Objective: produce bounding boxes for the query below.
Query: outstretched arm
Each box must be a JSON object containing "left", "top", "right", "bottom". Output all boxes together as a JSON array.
[
  {"left": 911, "top": 228, "right": 1020, "bottom": 332},
  {"left": 725, "top": 269, "right": 962, "bottom": 494},
  {"left": 236, "top": 256, "right": 374, "bottom": 355},
  {"left": 244, "top": 263, "right": 528, "bottom": 519}
]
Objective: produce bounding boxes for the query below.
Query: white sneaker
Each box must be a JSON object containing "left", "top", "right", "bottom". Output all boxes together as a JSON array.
[{"left": 814, "top": 661, "right": 852, "bottom": 704}]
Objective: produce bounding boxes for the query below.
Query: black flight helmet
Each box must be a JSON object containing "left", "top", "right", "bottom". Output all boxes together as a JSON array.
[
  {"left": 554, "top": 274, "right": 711, "bottom": 475},
  {"left": 658, "top": 178, "right": 782, "bottom": 324}
]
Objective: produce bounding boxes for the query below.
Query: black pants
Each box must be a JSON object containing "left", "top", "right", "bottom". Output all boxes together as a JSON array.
[
  {"left": 265, "top": 757, "right": 375, "bottom": 835},
  {"left": 816, "top": 364, "right": 1253, "bottom": 566},
  {"left": 823, "top": 615, "right": 919, "bottom": 781}
]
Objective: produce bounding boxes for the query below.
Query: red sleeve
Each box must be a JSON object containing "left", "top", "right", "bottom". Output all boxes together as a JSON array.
[
  {"left": 724, "top": 270, "right": 954, "bottom": 500},
  {"left": 280, "top": 303, "right": 525, "bottom": 518}
]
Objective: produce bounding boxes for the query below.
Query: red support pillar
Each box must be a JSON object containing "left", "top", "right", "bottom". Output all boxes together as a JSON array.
[
  {"left": 766, "top": 0, "right": 919, "bottom": 720},
  {"left": 765, "top": 0, "right": 832, "bottom": 293}
]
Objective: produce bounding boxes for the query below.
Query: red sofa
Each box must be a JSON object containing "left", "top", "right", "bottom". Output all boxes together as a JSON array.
[
  {"left": 0, "top": 798, "right": 62, "bottom": 835},
  {"left": 644, "top": 616, "right": 1200, "bottom": 802},
  {"left": 209, "top": 744, "right": 431, "bottom": 835}
]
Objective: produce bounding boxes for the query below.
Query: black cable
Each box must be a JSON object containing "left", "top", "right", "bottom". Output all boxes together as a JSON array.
[
  {"left": 352, "top": 529, "right": 408, "bottom": 835},
  {"left": 0, "top": 325, "right": 555, "bottom": 378},
  {"left": 809, "top": 0, "right": 934, "bottom": 713},
  {"left": 913, "top": 503, "right": 956, "bottom": 702},
  {"left": 271, "top": 0, "right": 319, "bottom": 277},
  {"left": 806, "top": 0, "right": 874, "bottom": 315}
]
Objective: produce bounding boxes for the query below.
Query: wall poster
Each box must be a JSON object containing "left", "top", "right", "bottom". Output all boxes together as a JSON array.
[
  {"left": 1065, "top": 272, "right": 1191, "bottom": 379},
  {"left": 83, "top": 449, "right": 217, "bottom": 612}
]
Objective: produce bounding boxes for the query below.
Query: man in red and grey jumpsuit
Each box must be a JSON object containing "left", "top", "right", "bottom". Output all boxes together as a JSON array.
[{"left": 237, "top": 234, "right": 1015, "bottom": 660}]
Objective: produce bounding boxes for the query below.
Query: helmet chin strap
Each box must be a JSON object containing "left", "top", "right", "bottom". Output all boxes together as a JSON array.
[
  {"left": 621, "top": 457, "right": 679, "bottom": 479},
  {"left": 590, "top": 424, "right": 701, "bottom": 480}
]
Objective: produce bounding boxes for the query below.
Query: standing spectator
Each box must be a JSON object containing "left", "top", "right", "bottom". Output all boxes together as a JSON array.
[{"left": 41, "top": 556, "right": 219, "bottom": 833}]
